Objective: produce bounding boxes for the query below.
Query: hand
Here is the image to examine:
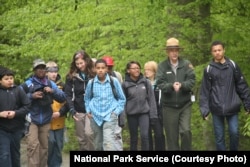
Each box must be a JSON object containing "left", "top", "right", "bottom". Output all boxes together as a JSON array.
[
  {"left": 69, "top": 109, "right": 77, "bottom": 118},
  {"left": 52, "top": 112, "right": 60, "bottom": 119},
  {"left": 72, "top": 112, "right": 79, "bottom": 121},
  {"left": 173, "top": 82, "right": 181, "bottom": 92},
  {"left": 203, "top": 114, "right": 209, "bottom": 120},
  {"left": 87, "top": 113, "right": 92, "bottom": 119},
  {"left": 0, "top": 111, "right": 9, "bottom": 118},
  {"left": 32, "top": 91, "right": 44, "bottom": 99},
  {"left": 7, "top": 111, "right": 15, "bottom": 119},
  {"left": 43, "top": 86, "right": 53, "bottom": 94}
]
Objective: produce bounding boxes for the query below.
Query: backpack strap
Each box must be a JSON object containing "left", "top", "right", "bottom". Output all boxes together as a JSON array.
[
  {"left": 206, "top": 64, "right": 212, "bottom": 80},
  {"left": 206, "top": 59, "right": 237, "bottom": 81},
  {"left": 71, "top": 77, "right": 76, "bottom": 101},
  {"left": 90, "top": 76, "right": 118, "bottom": 100},
  {"left": 110, "top": 76, "right": 118, "bottom": 100},
  {"left": 206, "top": 65, "right": 210, "bottom": 73},
  {"left": 228, "top": 59, "right": 240, "bottom": 83},
  {"left": 229, "top": 59, "right": 236, "bottom": 69},
  {"left": 90, "top": 78, "right": 94, "bottom": 99}
]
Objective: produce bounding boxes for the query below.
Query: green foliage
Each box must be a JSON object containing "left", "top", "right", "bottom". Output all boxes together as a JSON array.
[
  {"left": 243, "top": 116, "right": 250, "bottom": 137},
  {"left": 1, "top": 0, "right": 250, "bottom": 150},
  {"left": 63, "top": 118, "right": 78, "bottom": 152}
]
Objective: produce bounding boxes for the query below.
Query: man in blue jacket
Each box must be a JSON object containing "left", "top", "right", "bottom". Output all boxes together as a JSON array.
[
  {"left": 199, "top": 41, "right": 250, "bottom": 150},
  {"left": 22, "top": 59, "right": 66, "bottom": 167}
]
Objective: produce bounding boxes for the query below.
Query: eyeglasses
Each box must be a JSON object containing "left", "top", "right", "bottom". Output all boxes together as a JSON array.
[{"left": 129, "top": 67, "right": 141, "bottom": 70}]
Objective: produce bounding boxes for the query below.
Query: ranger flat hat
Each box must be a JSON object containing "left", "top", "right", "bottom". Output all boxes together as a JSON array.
[{"left": 164, "top": 37, "right": 183, "bottom": 49}]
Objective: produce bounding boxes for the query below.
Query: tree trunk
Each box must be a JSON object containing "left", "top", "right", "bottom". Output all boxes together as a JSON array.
[{"left": 198, "top": 2, "right": 212, "bottom": 63}]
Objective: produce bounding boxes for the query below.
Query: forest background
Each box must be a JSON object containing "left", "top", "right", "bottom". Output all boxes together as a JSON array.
[{"left": 1, "top": 0, "right": 250, "bottom": 151}]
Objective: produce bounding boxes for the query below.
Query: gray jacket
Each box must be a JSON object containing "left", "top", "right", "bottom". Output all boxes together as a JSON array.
[{"left": 122, "top": 73, "right": 158, "bottom": 119}]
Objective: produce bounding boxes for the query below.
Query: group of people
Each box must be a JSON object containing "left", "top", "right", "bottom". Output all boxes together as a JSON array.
[{"left": 0, "top": 37, "right": 250, "bottom": 166}]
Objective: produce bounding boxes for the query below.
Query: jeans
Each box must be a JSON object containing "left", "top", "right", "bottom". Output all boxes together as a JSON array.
[
  {"left": 48, "top": 128, "right": 64, "bottom": 167},
  {"left": 127, "top": 113, "right": 149, "bottom": 151},
  {"left": 212, "top": 113, "right": 239, "bottom": 151},
  {"left": 0, "top": 129, "right": 23, "bottom": 167},
  {"left": 91, "top": 112, "right": 121, "bottom": 150}
]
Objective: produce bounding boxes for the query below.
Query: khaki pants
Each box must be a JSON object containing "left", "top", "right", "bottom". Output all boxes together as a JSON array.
[
  {"left": 74, "top": 113, "right": 94, "bottom": 150},
  {"left": 26, "top": 122, "right": 50, "bottom": 167}
]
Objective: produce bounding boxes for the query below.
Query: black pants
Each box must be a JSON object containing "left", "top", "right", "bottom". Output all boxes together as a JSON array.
[
  {"left": 149, "top": 118, "right": 165, "bottom": 151},
  {"left": 127, "top": 113, "right": 149, "bottom": 150}
]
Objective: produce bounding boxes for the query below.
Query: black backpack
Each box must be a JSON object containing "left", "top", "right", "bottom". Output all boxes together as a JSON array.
[{"left": 20, "top": 80, "right": 53, "bottom": 106}]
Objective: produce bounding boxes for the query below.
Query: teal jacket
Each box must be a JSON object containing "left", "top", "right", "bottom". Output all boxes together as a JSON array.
[{"left": 156, "top": 58, "right": 195, "bottom": 108}]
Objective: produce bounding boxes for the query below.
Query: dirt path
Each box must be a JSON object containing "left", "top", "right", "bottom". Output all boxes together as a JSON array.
[{"left": 21, "top": 138, "right": 70, "bottom": 167}]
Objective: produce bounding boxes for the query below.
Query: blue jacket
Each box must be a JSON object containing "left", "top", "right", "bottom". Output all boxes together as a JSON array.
[{"left": 23, "top": 76, "right": 66, "bottom": 125}]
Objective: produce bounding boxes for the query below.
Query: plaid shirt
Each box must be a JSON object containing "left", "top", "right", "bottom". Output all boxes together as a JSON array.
[{"left": 84, "top": 74, "right": 126, "bottom": 126}]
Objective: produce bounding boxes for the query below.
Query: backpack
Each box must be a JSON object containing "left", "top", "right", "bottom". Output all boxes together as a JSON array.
[
  {"left": 90, "top": 76, "right": 118, "bottom": 100},
  {"left": 112, "top": 71, "right": 123, "bottom": 83},
  {"left": 206, "top": 59, "right": 238, "bottom": 81}
]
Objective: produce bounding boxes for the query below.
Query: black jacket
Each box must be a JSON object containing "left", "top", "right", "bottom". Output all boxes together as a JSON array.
[
  {"left": 0, "top": 85, "right": 30, "bottom": 132},
  {"left": 64, "top": 73, "right": 92, "bottom": 114},
  {"left": 199, "top": 57, "right": 250, "bottom": 118},
  {"left": 156, "top": 58, "right": 195, "bottom": 108}
]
